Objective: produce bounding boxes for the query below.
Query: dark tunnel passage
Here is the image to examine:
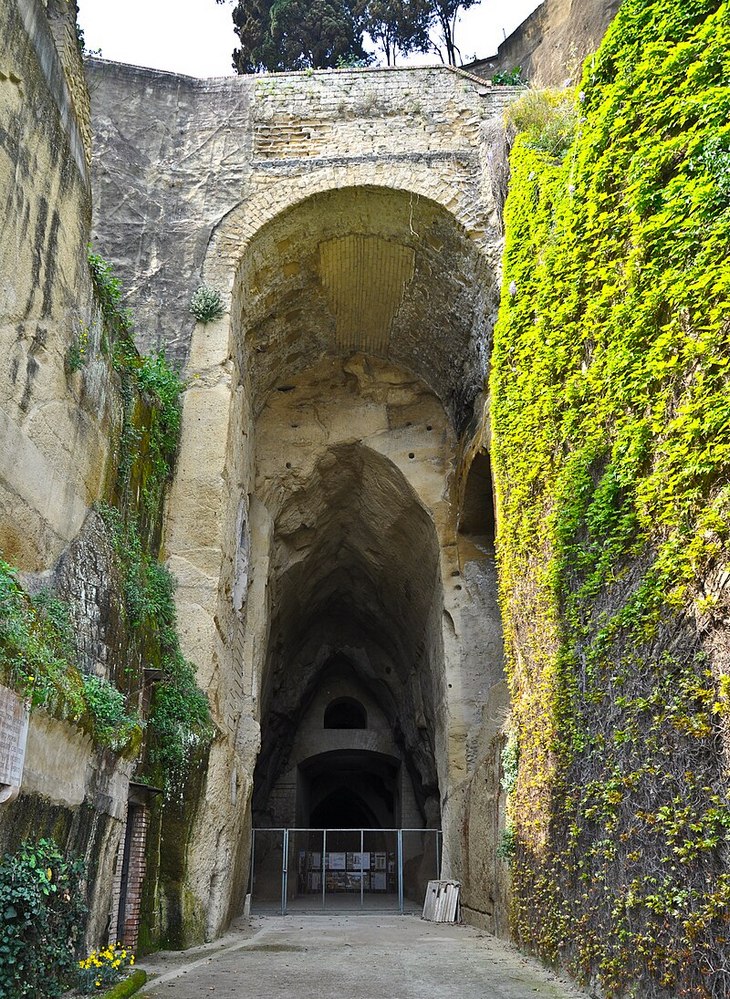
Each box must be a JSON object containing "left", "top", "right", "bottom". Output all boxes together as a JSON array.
[{"left": 252, "top": 443, "right": 445, "bottom": 833}]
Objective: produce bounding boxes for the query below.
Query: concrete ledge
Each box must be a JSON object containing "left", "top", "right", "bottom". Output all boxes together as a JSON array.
[{"left": 99, "top": 969, "right": 147, "bottom": 999}]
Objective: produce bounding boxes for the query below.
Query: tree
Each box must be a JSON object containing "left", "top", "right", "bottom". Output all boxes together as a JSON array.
[
  {"left": 227, "top": 0, "right": 368, "bottom": 72},
  {"left": 363, "top": 0, "right": 432, "bottom": 66},
  {"left": 429, "top": 0, "right": 480, "bottom": 66}
]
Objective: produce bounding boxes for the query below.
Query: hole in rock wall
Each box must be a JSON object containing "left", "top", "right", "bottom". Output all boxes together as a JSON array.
[
  {"left": 324, "top": 698, "right": 367, "bottom": 730},
  {"left": 459, "top": 451, "right": 495, "bottom": 548}
]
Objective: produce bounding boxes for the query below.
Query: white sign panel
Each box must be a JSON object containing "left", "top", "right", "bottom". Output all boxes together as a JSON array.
[{"left": 0, "top": 685, "right": 29, "bottom": 800}]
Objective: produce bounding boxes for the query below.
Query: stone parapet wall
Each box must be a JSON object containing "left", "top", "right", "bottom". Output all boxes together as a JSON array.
[{"left": 87, "top": 61, "right": 515, "bottom": 366}]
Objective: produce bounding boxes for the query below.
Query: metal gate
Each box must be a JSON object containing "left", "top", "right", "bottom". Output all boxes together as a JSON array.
[{"left": 250, "top": 828, "right": 441, "bottom": 914}]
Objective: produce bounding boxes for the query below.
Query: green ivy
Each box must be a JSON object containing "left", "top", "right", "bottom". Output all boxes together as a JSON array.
[
  {"left": 491, "top": 1, "right": 730, "bottom": 996},
  {"left": 85, "top": 249, "right": 213, "bottom": 788},
  {"left": 0, "top": 560, "right": 144, "bottom": 752},
  {"left": 96, "top": 504, "right": 214, "bottom": 793},
  {"left": 0, "top": 838, "right": 87, "bottom": 998},
  {"left": 81, "top": 675, "right": 142, "bottom": 753}
]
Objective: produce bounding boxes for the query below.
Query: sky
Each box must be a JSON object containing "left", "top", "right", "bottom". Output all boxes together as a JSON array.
[{"left": 76, "top": 0, "right": 543, "bottom": 78}]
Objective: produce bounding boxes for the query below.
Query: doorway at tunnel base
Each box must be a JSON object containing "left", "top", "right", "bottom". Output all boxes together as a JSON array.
[{"left": 250, "top": 828, "right": 442, "bottom": 915}]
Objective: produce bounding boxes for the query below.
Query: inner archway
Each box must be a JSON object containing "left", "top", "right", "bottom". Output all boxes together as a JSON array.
[
  {"left": 303, "top": 750, "right": 399, "bottom": 829},
  {"left": 252, "top": 443, "right": 444, "bottom": 833}
]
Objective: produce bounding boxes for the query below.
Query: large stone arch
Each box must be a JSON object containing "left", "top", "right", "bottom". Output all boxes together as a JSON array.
[
  {"left": 165, "top": 174, "right": 506, "bottom": 939},
  {"left": 202, "top": 162, "right": 501, "bottom": 295}
]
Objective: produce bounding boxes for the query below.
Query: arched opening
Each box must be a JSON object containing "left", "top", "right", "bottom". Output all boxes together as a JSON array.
[
  {"left": 459, "top": 450, "right": 495, "bottom": 549},
  {"left": 252, "top": 443, "right": 443, "bottom": 832},
  {"left": 232, "top": 185, "right": 495, "bottom": 431},
  {"left": 324, "top": 698, "right": 367, "bottom": 730},
  {"left": 302, "top": 751, "right": 398, "bottom": 829},
  {"left": 230, "top": 183, "right": 505, "bottom": 915}
]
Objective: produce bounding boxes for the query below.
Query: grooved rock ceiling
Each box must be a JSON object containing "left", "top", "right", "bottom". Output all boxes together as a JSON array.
[{"left": 237, "top": 186, "right": 495, "bottom": 428}]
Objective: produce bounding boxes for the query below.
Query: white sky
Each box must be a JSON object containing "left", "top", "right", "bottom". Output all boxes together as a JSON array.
[{"left": 76, "top": 0, "right": 543, "bottom": 78}]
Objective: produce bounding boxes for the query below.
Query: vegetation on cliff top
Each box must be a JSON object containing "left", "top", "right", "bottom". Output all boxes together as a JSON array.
[
  {"left": 492, "top": 0, "right": 730, "bottom": 995},
  {"left": 222, "top": 0, "right": 480, "bottom": 70}
]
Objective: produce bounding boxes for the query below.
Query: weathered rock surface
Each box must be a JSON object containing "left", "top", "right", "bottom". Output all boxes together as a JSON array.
[{"left": 472, "top": 0, "right": 623, "bottom": 86}]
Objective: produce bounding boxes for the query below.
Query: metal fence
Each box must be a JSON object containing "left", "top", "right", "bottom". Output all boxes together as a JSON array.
[{"left": 250, "top": 828, "right": 442, "bottom": 915}]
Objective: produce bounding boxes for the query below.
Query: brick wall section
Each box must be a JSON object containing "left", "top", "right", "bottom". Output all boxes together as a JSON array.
[{"left": 108, "top": 803, "right": 150, "bottom": 950}]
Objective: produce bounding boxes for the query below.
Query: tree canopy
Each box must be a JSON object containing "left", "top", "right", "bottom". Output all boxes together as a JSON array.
[
  {"left": 230, "top": 0, "right": 367, "bottom": 73},
  {"left": 222, "top": 0, "right": 482, "bottom": 71},
  {"left": 429, "top": 0, "right": 479, "bottom": 66},
  {"left": 363, "top": 0, "right": 432, "bottom": 65}
]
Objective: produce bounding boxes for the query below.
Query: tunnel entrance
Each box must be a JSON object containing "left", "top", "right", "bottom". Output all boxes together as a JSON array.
[
  {"left": 229, "top": 184, "right": 505, "bottom": 922},
  {"left": 251, "top": 443, "right": 444, "bottom": 835}
]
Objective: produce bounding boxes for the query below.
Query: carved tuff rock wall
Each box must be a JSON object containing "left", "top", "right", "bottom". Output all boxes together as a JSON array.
[
  {"left": 0, "top": 0, "right": 133, "bottom": 948},
  {"left": 87, "top": 62, "right": 516, "bottom": 937},
  {"left": 1, "top": 0, "right": 111, "bottom": 571},
  {"left": 473, "top": 0, "right": 623, "bottom": 86}
]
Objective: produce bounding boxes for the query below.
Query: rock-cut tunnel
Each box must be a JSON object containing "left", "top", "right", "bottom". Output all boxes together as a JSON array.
[{"left": 210, "top": 184, "right": 507, "bottom": 852}]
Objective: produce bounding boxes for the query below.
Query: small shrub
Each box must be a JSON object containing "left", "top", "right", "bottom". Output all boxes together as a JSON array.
[
  {"left": 81, "top": 675, "right": 142, "bottom": 752},
  {"left": 505, "top": 88, "right": 579, "bottom": 160},
  {"left": 0, "top": 839, "right": 87, "bottom": 998},
  {"left": 189, "top": 285, "right": 224, "bottom": 323},
  {"left": 496, "top": 826, "right": 517, "bottom": 862},
  {"left": 492, "top": 67, "right": 525, "bottom": 86},
  {"left": 88, "top": 249, "right": 123, "bottom": 316},
  {"left": 67, "top": 326, "right": 90, "bottom": 374},
  {"left": 77, "top": 944, "right": 136, "bottom": 994},
  {"left": 148, "top": 650, "right": 215, "bottom": 792},
  {"left": 0, "top": 561, "right": 85, "bottom": 718},
  {"left": 500, "top": 734, "right": 519, "bottom": 794}
]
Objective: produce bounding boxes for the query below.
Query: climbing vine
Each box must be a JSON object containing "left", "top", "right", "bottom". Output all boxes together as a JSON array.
[
  {"left": 491, "top": 1, "right": 730, "bottom": 996},
  {"left": 88, "top": 249, "right": 215, "bottom": 792},
  {"left": 0, "top": 838, "right": 87, "bottom": 998}
]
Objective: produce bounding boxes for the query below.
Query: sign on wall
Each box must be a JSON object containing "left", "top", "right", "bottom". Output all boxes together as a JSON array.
[{"left": 0, "top": 685, "right": 29, "bottom": 803}]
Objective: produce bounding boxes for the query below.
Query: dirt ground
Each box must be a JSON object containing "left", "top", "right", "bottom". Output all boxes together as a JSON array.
[{"left": 138, "top": 914, "right": 590, "bottom": 999}]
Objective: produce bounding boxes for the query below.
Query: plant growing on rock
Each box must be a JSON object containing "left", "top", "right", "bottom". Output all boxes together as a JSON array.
[
  {"left": 492, "top": 0, "right": 730, "bottom": 994},
  {"left": 77, "top": 944, "right": 136, "bottom": 993},
  {"left": 189, "top": 285, "right": 224, "bottom": 323}
]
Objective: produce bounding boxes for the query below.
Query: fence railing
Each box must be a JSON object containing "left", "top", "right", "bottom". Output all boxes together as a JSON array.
[{"left": 250, "top": 828, "right": 442, "bottom": 915}]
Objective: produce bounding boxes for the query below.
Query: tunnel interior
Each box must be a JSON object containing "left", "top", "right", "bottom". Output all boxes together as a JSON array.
[
  {"left": 251, "top": 443, "right": 445, "bottom": 831},
  {"left": 237, "top": 186, "right": 497, "bottom": 835}
]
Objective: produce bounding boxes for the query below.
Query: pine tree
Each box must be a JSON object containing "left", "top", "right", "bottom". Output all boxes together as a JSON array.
[{"left": 229, "top": 0, "right": 368, "bottom": 72}]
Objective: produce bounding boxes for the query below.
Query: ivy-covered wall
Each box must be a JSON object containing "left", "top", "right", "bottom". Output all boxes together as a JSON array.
[{"left": 491, "top": 1, "right": 729, "bottom": 996}]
